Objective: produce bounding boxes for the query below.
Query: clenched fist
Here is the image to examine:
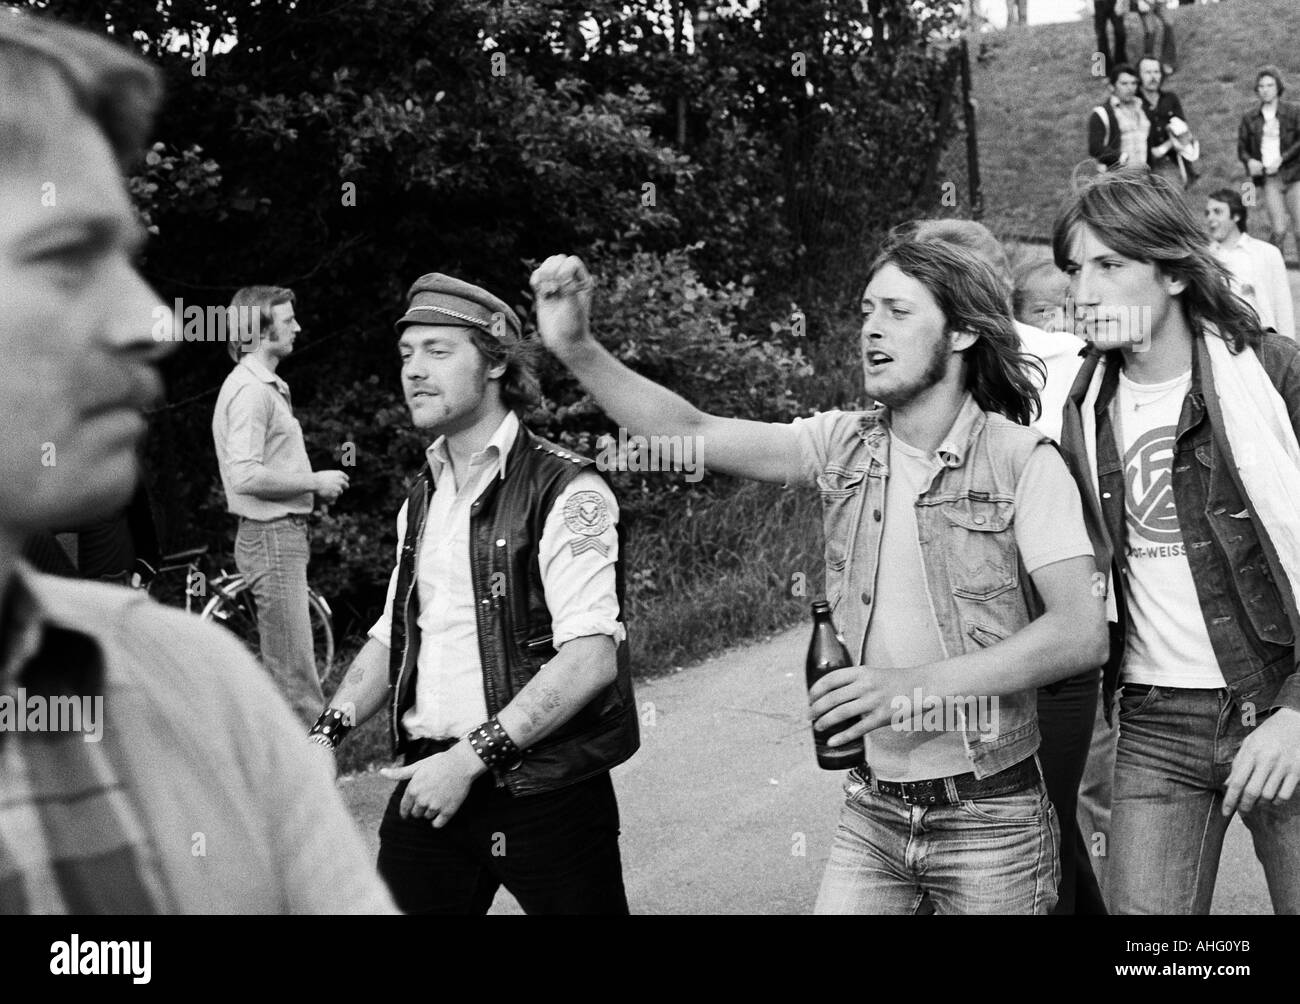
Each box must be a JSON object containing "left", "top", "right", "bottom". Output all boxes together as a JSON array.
[{"left": 530, "top": 254, "right": 595, "bottom": 358}]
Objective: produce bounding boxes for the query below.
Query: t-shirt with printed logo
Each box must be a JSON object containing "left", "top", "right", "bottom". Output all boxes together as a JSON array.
[{"left": 1115, "top": 368, "right": 1226, "bottom": 688}]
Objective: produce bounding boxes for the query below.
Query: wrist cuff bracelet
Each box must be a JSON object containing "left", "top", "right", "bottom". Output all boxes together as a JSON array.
[
  {"left": 466, "top": 717, "right": 522, "bottom": 770},
  {"left": 308, "top": 707, "right": 353, "bottom": 750}
]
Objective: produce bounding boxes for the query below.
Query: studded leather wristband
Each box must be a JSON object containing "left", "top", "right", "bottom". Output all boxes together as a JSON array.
[
  {"left": 308, "top": 707, "right": 353, "bottom": 750},
  {"left": 465, "top": 717, "right": 523, "bottom": 770}
]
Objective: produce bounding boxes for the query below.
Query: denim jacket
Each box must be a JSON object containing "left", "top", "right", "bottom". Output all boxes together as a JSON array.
[
  {"left": 1057, "top": 334, "right": 1300, "bottom": 723},
  {"left": 808, "top": 395, "right": 1051, "bottom": 778}
]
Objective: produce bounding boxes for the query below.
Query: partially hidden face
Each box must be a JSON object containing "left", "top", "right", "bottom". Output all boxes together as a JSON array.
[
  {"left": 0, "top": 112, "right": 170, "bottom": 533},
  {"left": 1016, "top": 267, "right": 1071, "bottom": 332}
]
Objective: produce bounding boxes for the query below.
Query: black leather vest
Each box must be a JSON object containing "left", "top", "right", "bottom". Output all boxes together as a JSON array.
[{"left": 387, "top": 426, "right": 639, "bottom": 795}]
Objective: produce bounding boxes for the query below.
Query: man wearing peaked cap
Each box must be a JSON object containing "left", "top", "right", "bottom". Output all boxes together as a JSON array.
[
  {"left": 395, "top": 273, "right": 524, "bottom": 342},
  {"left": 314, "top": 271, "right": 640, "bottom": 914}
]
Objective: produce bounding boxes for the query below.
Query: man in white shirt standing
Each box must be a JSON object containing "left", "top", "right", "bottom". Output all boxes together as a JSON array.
[
  {"left": 1206, "top": 187, "right": 1295, "bottom": 339},
  {"left": 212, "top": 287, "right": 350, "bottom": 725},
  {"left": 313, "top": 274, "right": 638, "bottom": 914}
]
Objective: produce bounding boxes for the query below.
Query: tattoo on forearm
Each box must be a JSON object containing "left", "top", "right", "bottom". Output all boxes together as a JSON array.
[{"left": 516, "top": 684, "right": 565, "bottom": 735}]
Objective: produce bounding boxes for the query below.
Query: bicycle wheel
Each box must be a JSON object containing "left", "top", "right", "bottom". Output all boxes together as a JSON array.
[{"left": 201, "top": 578, "right": 335, "bottom": 683}]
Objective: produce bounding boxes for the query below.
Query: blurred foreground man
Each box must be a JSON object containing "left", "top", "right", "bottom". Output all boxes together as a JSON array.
[
  {"left": 0, "top": 13, "right": 394, "bottom": 914},
  {"left": 533, "top": 241, "right": 1107, "bottom": 914},
  {"left": 314, "top": 274, "right": 638, "bottom": 914}
]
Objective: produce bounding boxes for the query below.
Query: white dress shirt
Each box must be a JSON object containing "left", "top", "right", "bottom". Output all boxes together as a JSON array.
[
  {"left": 1213, "top": 231, "right": 1295, "bottom": 339},
  {"left": 1016, "top": 320, "right": 1086, "bottom": 444},
  {"left": 369, "top": 411, "right": 624, "bottom": 740}
]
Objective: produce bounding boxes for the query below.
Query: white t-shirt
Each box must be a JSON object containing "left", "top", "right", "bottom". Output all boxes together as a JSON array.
[
  {"left": 1115, "top": 369, "right": 1226, "bottom": 688},
  {"left": 1262, "top": 105, "right": 1282, "bottom": 169}
]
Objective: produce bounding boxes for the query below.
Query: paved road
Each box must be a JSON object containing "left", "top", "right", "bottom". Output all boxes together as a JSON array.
[{"left": 338, "top": 625, "right": 1271, "bottom": 915}]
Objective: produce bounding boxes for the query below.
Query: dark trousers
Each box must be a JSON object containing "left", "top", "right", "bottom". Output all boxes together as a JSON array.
[
  {"left": 1138, "top": 6, "right": 1177, "bottom": 72},
  {"left": 1037, "top": 667, "right": 1108, "bottom": 915},
  {"left": 1093, "top": 0, "right": 1127, "bottom": 73},
  {"left": 377, "top": 767, "right": 629, "bottom": 915}
]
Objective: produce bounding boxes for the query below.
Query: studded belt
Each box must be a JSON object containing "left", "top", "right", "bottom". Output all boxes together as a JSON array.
[{"left": 865, "top": 756, "right": 1041, "bottom": 806}]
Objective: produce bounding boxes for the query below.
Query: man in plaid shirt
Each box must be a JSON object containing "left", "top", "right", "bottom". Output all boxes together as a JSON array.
[{"left": 0, "top": 12, "right": 394, "bottom": 914}]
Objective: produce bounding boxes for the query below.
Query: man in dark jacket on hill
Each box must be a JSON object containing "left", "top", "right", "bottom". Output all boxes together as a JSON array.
[{"left": 1239, "top": 66, "right": 1300, "bottom": 254}]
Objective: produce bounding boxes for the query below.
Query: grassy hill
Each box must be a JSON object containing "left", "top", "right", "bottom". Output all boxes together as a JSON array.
[{"left": 971, "top": 0, "right": 1300, "bottom": 245}]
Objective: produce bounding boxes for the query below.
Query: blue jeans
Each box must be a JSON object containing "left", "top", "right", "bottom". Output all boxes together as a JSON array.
[
  {"left": 1076, "top": 677, "right": 1118, "bottom": 904},
  {"left": 234, "top": 515, "right": 322, "bottom": 727},
  {"left": 814, "top": 765, "right": 1060, "bottom": 914},
  {"left": 1110, "top": 685, "right": 1300, "bottom": 914}
]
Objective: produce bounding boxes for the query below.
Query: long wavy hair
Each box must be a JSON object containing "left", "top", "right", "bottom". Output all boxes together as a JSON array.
[
  {"left": 1051, "top": 169, "right": 1265, "bottom": 352},
  {"left": 867, "top": 238, "right": 1045, "bottom": 426}
]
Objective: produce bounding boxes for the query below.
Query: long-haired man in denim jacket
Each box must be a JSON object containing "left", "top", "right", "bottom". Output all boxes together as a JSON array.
[{"left": 1054, "top": 169, "right": 1300, "bottom": 914}]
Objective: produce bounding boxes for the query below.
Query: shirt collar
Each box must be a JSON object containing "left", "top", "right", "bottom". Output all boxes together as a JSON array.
[
  {"left": 1218, "top": 230, "right": 1247, "bottom": 252},
  {"left": 0, "top": 564, "right": 105, "bottom": 699},
  {"left": 238, "top": 355, "right": 290, "bottom": 396},
  {"left": 426, "top": 410, "right": 520, "bottom": 488},
  {"left": 859, "top": 393, "right": 983, "bottom": 469}
]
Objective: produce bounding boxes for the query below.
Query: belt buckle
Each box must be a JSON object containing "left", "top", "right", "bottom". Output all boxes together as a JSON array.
[{"left": 901, "top": 778, "right": 941, "bottom": 806}]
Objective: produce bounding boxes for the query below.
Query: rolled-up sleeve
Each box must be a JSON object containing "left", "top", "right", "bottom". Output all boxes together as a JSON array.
[
  {"left": 538, "top": 472, "right": 625, "bottom": 648},
  {"left": 367, "top": 499, "right": 408, "bottom": 646}
]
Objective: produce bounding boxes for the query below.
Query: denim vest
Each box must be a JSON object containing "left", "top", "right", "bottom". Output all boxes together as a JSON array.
[{"left": 816, "top": 396, "right": 1050, "bottom": 778}]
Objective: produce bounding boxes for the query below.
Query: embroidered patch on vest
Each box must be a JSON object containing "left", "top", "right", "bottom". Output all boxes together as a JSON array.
[{"left": 564, "top": 490, "right": 611, "bottom": 556}]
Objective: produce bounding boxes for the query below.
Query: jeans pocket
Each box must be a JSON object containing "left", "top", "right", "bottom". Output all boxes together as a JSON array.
[
  {"left": 958, "top": 782, "right": 1050, "bottom": 824},
  {"left": 1117, "top": 682, "right": 1162, "bottom": 721}
]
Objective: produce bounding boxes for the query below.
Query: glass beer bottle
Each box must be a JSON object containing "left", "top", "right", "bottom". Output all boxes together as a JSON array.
[{"left": 806, "top": 600, "right": 865, "bottom": 770}]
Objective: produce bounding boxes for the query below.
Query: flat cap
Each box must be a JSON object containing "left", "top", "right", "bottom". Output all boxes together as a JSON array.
[{"left": 394, "top": 272, "right": 522, "bottom": 342}]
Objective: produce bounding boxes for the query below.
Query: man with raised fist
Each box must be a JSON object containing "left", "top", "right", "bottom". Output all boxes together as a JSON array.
[{"left": 531, "top": 245, "right": 1106, "bottom": 914}]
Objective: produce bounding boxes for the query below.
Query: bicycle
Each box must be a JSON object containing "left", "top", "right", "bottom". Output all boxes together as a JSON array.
[{"left": 133, "top": 544, "right": 335, "bottom": 682}]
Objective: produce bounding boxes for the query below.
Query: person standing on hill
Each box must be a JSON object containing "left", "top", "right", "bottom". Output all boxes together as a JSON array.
[
  {"left": 1134, "top": 1, "right": 1176, "bottom": 77},
  {"left": 1093, "top": 1, "right": 1128, "bottom": 76},
  {"left": 1238, "top": 66, "right": 1300, "bottom": 258},
  {"left": 1090, "top": 64, "right": 1150, "bottom": 173},
  {"left": 1138, "top": 56, "right": 1199, "bottom": 190}
]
